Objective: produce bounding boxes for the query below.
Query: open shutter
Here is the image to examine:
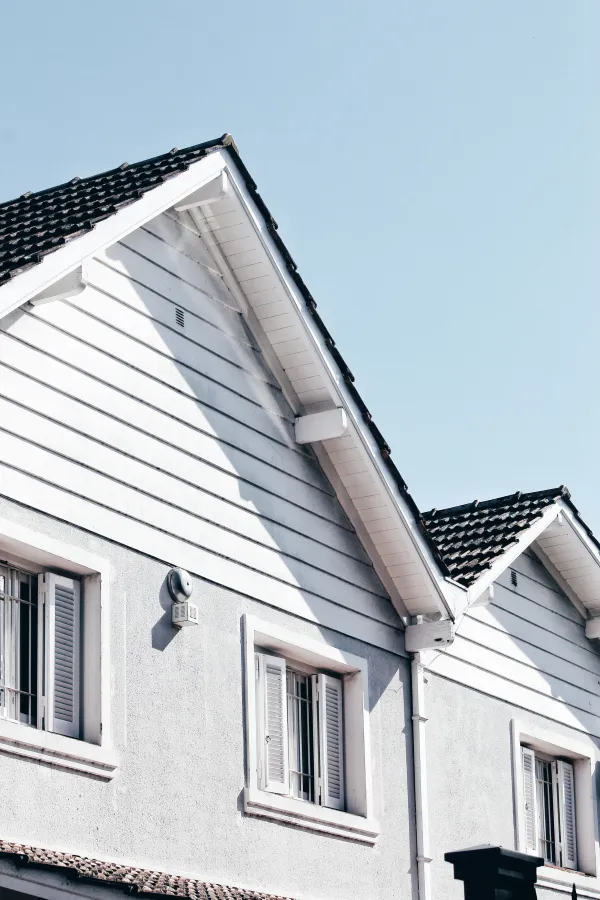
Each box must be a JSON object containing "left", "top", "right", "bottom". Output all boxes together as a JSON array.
[
  {"left": 557, "top": 760, "right": 577, "bottom": 869},
  {"left": 39, "top": 573, "right": 81, "bottom": 738},
  {"left": 317, "top": 674, "right": 345, "bottom": 810},
  {"left": 256, "top": 653, "right": 289, "bottom": 795},
  {"left": 521, "top": 747, "right": 539, "bottom": 854}
]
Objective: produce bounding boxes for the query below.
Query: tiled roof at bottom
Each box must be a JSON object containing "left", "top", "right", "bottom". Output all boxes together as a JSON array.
[
  {"left": 0, "top": 840, "right": 295, "bottom": 900},
  {"left": 420, "top": 486, "right": 570, "bottom": 588}
]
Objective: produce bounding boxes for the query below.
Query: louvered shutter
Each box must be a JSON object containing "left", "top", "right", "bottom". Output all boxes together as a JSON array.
[
  {"left": 521, "top": 747, "right": 539, "bottom": 854},
  {"left": 256, "top": 653, "right": 289, "bottom": 795},
  {"left": 39, "top": 573, "right": 81, "bottom": 739},
  {"left": 317, "top": 674, "right": 345, "bottom": 810},
  {"left": 557, "top": 760, "right": 577, "bottom": 869}
]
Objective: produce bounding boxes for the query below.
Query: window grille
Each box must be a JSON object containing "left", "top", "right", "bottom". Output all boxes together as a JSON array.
[
  {"left": 0, "top": 567, "right": 38, "bottom": 727},
  {"left": 287, "top": 669, "right": 314, "bottom": 802}
]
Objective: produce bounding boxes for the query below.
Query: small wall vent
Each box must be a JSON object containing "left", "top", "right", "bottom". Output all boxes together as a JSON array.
[
  {"left": 175, "top": 307, "right": 185, "bottom": 328},
  {"left": 510, "top": 570, "right": 518, "bottom": 588}
]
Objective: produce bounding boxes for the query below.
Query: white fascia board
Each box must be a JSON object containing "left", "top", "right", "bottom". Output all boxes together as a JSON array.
[
  {"left": 466, "top": 504, "right": 562, "bottom": 606},
  {"left": 0, "top": 151, "right": 226, "bottom": 322},
  {"left": 221, "top": 151, "right": 455, "bottom": 619}
]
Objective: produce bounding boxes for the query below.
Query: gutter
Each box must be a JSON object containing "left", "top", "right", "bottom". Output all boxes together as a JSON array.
[{"left": 411, "top": 653, "right": 432, "bottom": 900}]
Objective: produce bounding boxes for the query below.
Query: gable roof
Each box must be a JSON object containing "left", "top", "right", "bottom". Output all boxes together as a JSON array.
[
  {"left": 0, "top": 839, "right": 293, "bottom": 900},
  {"left": 421, "top": 487, "right": 570, "bottom": 587},
  {"left": 0, "top": 134, "right": 457, "bottom": 620},
  {"left": 421, "top": 487, "right": 600, "bottom": 622}
]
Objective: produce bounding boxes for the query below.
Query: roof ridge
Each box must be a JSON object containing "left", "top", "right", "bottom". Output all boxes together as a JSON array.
[{"left": 421, "top": 486, "right": 569, "bottom": 522}]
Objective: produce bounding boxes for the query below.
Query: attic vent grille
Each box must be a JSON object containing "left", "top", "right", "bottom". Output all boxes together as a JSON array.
[
  {"left": 175, "top": 307, "right": 185, "bottom": 328},
  {"left": 510, "top": 570, "right": 518, "bottom": 588}
]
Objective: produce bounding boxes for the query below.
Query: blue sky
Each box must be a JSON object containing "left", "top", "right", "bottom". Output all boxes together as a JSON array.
[{"left": 1, "top": 1, "right": 598, "bottom": 524}]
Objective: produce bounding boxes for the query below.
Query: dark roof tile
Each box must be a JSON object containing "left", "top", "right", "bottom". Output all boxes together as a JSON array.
[{"left": 420, "top": 487, "right": 570, "bottom": 587}]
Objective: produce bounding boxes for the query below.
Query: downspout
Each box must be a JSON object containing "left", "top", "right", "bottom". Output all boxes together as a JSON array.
[{"left": 412, "top": 652, "right": 432, "bottom": 900}]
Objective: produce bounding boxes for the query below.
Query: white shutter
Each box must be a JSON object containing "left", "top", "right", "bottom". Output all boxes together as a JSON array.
[
  {"left": 557, "top": 760, "right": 577, "bottom": 869},
  {"left": 317, "top": 674, "right": 345, "bottom": 810},
  {"left": 521, "top": 747, "right": 539, "bottom": 854},
  {"left": 256, "top": 653, "right": 289, "bottom": 795},
  {"left": 39, "top": 573, "right": 81, "bottom": 739}
]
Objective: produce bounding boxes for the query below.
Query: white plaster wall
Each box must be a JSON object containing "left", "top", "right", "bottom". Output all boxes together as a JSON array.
[
  {"left": 0, "top": 497, "right": 416, "bottom": 900},
  {"left": 426, "top": 672, "right": 600, "bottom": 900}
]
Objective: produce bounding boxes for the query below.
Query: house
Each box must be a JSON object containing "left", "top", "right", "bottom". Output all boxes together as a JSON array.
[
  {"left": 0, "top": 134, "right": 599, "bottom": 900},
  {"left": 0, "top": 135, "right": 458, "bottom": 900},
  {"left": 419, "top": 487, "right": 600, "bottom": 900}
]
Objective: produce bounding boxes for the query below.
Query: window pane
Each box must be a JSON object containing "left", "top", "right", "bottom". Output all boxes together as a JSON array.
[
  {"left": 286, "top": 669, "right": 314, "bottom": 802},
  {"left": 535, "top": 758, "right": 556, "bottom": 864}
]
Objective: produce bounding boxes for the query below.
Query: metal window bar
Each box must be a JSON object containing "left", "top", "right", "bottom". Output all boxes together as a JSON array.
[
  {"left": 0, "top": 566, "right": 38, "bottom": 727},
  {"left": 535, "top": 757, "right": 557, "bottom": 865},
  {"left": 286, "top": 668, "right": 314, "bottom": 802}
]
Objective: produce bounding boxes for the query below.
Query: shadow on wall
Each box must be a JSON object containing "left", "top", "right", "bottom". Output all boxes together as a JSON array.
[{"left": 93, "top": 213, "right": 400, "bottom": 715}]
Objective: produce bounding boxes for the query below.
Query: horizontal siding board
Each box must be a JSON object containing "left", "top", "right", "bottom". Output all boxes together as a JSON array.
[
  {"left": 447, "top": 634, "right": 600, "bottom": 720},
  {"left": 491, "top": 583, "right": 590, "bottom": 652},
  {"left": 30, "top": 301, "right": 293, "bottom": 433},
  {"left": 0, "top": 394, "right": 381, "bottom": 589},
  {"left": 85, "top": 258, "right": 277, "bottom": 385},
  {"left": 497, "top": 565, "right": 585, "bottom": 626},
  {"left": 65, "top": 284, "right": 284, "bottom": 410},
  {"left": 469, "top": 604, "right": 600, "bottom": 675},
  {"left": 146, "top": 212, "right": 221, "bottom": 272},
  {"left": 459, "top": 614, "right": 600, "bottom": 697},
  {"left": 0, "top": 343, "right": 351, "bottom": 529},
  {"left": 2, "top": 317, "right": 334, "bottom": 491},
  {"left": 430, "top": 653, "right": 600, "bottom": 738},
  {"left": 0, "top": 430, "right": 392, "bottom": 619},
  {"left": 0, "top": 463, "right": 402, "bottom": 654},
  {"left": 99, "top": 242, "right": 246, "bottom": 341},
  {"left": 124, "top": 218, "right": 239, "bottom": 311}
]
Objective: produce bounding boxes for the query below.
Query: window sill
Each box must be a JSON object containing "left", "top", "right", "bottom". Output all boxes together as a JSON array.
[
  {"left": 243, "top": 786, "right": 379, "bottom": 844},
  {"left": 538, "top": 866, "right": 599, "bottom": 896},
  {"left": 0, "top": 719, "right": 118, "bottom": 779}
]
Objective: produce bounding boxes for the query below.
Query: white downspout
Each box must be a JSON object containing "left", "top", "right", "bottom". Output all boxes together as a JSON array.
[{"left": 412, "top": 652, "right": 432, "bottom": 900}]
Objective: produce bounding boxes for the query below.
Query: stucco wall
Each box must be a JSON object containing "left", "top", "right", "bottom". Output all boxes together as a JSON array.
[
  {"left": 426, "top": 671, "right": 600, "bottom": 900},
  {"left": 0, "top": 496, "right": 415, "bottom": 900}
]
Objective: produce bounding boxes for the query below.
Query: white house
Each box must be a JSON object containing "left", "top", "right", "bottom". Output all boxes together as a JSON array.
[{"left": 0, "top": 135, "right": 599, "bottom": 900}]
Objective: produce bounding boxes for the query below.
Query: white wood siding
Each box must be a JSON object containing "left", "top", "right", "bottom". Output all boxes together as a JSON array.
[
  {"left": 0, "top": 213, "right": 402, "bottom": 653},
  {"left": 428, "top": 549, "right": 600, "bottom": 738}
]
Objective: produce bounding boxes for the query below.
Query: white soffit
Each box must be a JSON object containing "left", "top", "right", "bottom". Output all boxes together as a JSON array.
[
  {"left": 535, "top": 501, "right": 600, "bottom": 616},
  {"left": 184, "top": 153, "right": 456, "bottom": 620}
]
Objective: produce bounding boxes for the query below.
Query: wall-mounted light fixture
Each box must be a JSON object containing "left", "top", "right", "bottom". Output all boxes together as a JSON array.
[{"left": 167, "top": 567, "right": 199, "bottom": 628}]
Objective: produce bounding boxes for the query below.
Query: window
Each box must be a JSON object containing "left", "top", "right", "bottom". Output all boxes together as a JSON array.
[
  {"left": 521, "top": 747, "right": 577, "bottom": 869},
  {"left": 255, "top": 652, "right": 345, "bottom": 810},
  {"left": 243, "top": 615, "right": 379, "bottom": 844},
  {"left": 1, "top": 564, "right": 81, "bottom": 739},
  {"left": 0, "top": 517, "right": 117, "bottom": 779}
]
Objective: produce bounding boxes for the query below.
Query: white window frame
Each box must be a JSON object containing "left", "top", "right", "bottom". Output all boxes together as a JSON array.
[
  {"left": 511, "top": 718, "right": 599, "bottom": 886},
  {"left": 243, "top": 614, "right": 379, "bottom": 844},
  {"left": 0, "top": 516, "right": 117, "bottom": 779}
]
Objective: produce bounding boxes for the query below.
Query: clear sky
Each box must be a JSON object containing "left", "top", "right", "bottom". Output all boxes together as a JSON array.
[{"left": 1, "top": 2, "right": 598, "bottom": 524}]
